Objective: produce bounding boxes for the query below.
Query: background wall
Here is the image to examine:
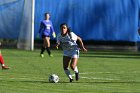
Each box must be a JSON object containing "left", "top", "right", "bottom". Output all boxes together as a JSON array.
[
  {"left": 0, "top": 0, "right": 24, "bottom": 39},
  {"left": 0, "top": 0, "right": 33, "bottom": 50},
  {"left": 35, "top": 0, "right": 140, "bottom": 42},
  {"left": 0, "top": 0, "right": 140, "bottom": 43}
]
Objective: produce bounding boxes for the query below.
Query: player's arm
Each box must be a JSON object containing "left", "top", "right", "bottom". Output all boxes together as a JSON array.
[
  {"left": 77, "top": 36, "right": 87, "bottom": 52},
  {"left": 55, "top": 35, "right": 60, "bottom": 49},
  {"left": 39, "top": 22, "right": 44, "bottom": 33},
  {"left": 50, "top": 22, "right": 56, "bottom": 38}
]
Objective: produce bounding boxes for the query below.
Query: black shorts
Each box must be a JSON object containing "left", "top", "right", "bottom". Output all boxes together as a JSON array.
[{"left": 42, "top": 35, "right": 50, "bottom": 38}]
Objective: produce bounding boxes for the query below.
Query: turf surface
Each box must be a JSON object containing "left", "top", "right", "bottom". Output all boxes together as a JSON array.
[{"left": 0, "top": 49, "right": 140, "bottom": 93}]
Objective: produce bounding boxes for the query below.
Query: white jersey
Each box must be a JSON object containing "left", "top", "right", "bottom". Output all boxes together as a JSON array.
[{"left": 57, "top": 32, "right": 79, "bottom": 50}]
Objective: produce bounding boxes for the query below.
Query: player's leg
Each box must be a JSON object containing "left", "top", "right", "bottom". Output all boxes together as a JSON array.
[
  {"left": 0, "top": 54, "right": 9, "bottom": 69},
  {"left": 40, "top": 36, "right": 46, "bottom": 57},
  {"left": 70, "top": 58, "right": 79, "bottom": 81},
  {"left": 45, "top": 37, "right": 52, "bottom": 56},
  {"left": 63, "top": 56, "right": 73, "bottom": 82},
  {"left": 70, "top": 50, "right": 79, "bottom": 81}
]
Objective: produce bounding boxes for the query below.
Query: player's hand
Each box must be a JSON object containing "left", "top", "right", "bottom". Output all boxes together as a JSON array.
[
  {"left": 52, "top": 32, "right": 56, "bottom": 38},
  {"left": 82, "top": 47, "right": 87, "bottom": 52},
  {"left": 56, "top": 45, "right": 59, "bottom": 49}
]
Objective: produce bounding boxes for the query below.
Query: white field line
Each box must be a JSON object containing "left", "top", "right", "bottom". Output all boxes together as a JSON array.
[
  {"left": 0, "top": 71, "right": 139, "bottom": 81},
  {"left": 79, "top": 71, "right": 140, "bottom": 74},
  {"left": 72, "top": 72, "right": 121, "bottom": 81},
  {"left": 0, "top": 75, "right": 46, "bottom": 81},
  {"left": 80, "top": 76, "right": 120, "bottom": 81},
  {"left": 78, "top": 71, "right": 140, "bottom": 81},
  {"left": 72, "top": 71, "right": 140, "bottom": 81}
]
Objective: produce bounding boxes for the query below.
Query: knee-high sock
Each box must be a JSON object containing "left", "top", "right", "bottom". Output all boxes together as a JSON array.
[
  {"left": 74, "top": 66, "right": 78, "bottom": 73},
  {"left": 46, "top": 47, "right": 51, "bottom": 55},
  {"left": 0, "top": 55, "right": 5, "bottom": 66},
  {"left": 64, "top": 69, "right": 73, "bottom": 79},
  {"left": 40, "top": 46, "right": 45, "bottom": 54}
]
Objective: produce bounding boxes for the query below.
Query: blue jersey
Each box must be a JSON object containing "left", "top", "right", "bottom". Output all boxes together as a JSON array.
[{"left": 39, "top": 20, "right": 55, "bottom": 37}]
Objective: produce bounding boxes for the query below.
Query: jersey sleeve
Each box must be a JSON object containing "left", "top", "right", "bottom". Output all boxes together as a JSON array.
[
  {"left": 71, "top": 32, "right": 78, "bottom": 41},
  {"left": 50, "top": 21, "right": 55, "bottom": 33},
  {"left": 39, "top": 21, "right": 44, "bottom": 33}
]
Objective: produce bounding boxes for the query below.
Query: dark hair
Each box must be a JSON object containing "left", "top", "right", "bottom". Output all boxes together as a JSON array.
[
  {"left": 44, "top": 12, "right": 50, "bottom": 17},
  {"left": 60, "top": 23, "right": 72, "bottom": 39}
]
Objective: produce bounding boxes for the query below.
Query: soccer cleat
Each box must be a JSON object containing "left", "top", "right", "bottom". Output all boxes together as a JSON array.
[
  {"left": 69, "top": 78, "right": 73, "bottom": 82},
  {"left": 49, "top": 54, "right": 53, "bottom": 57},
  {"left": 40, "top": 54, "right": 44, "bottom": 58},
  {"left": 75, "top": 73, "right": 79, "bottom": 81},
  {"left": 2, "top": 66, "right": 10, "bottom": 70}
]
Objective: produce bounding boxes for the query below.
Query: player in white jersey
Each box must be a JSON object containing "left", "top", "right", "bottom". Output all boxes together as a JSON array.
[{"left": 56, "top": 23, "right": 87, "bottom": 82}]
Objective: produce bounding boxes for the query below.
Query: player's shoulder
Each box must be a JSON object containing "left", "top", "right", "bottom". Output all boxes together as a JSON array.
[
  {"left": 70, "top": 32, "right": 77, "bottom": 36},
  {"left": 70, "top": 31, "right": 76, "bottom": 34},
  {"left": 42, "top": 20, "right": 50, "bottom": 23},
  {"left": 70, "top": 31, "right": 74, "bottom": 34},
  {"left": 41, "top": 20, "right": 46, "bottom": 24},
  {"left": 70, "top": 32, "right": 78, "bottom": 40}
]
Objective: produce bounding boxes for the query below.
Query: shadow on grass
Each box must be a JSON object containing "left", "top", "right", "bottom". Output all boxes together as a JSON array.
[
  {"left": 3, "top": 80, "right": 140, "bottom": 84},
  {"left": 80, "top": 55, "right": 140, "bottom": 59},
  {"left": 81, "top": 50, "right": 140, "bottom": 56}
]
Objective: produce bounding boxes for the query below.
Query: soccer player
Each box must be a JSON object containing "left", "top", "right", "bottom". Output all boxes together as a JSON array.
[
  {"left": 56, "top": 23, "right": 87, "bottom": 82},
  {"left": 0, "top": 42, "right": 9, "bottom": 70},
  {"left": 39, "top": 13, "right": 56, "bottom": 57}
]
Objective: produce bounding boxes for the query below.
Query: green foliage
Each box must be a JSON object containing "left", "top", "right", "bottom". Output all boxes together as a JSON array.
[{"left": 0, "top": 49, "right": 140, "bottom": 93}]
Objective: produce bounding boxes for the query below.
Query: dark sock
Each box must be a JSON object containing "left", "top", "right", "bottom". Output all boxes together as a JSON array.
[
  {"left": 46, "top": 47, "right": 51, "bottom": 55},
  {"left": 40, "top": 46, "right": 45, "bottom": 54}
]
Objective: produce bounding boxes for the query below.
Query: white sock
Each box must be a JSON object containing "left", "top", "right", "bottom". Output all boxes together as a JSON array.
[
  {"left": 74, "top": 66, "right": 78, "bottom": 73},
  {"left": 64, "top": 69, "right": 73, "bottom": 79},
  {"left": 2, "top": 64, "right": 5, "bottom": 66}
]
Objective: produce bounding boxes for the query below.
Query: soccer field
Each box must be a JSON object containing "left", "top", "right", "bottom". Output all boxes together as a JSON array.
[{"left": 0, "top": 49, "right": 140, "bottom": 93}]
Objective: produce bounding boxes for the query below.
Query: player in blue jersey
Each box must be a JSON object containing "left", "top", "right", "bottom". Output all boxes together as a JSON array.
[
  {"left": 39, "top": 13, "right": 56, "bottom": 57},
  {"left": 56, "top": 23, "right": 87, "bottom": 82}
]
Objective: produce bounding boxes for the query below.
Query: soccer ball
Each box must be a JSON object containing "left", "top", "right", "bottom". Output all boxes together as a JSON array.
[{"left": 48, "top": 74, "right": 59, "bottom": 83}]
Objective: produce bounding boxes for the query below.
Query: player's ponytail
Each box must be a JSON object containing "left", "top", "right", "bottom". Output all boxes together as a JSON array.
[{"left": 67, "top": 27, "right": 72, "bottom": 39}]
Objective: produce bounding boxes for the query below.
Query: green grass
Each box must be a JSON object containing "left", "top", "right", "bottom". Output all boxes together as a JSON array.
[{"left": 0, "top": 49, "right": 140, "bottom": 93}]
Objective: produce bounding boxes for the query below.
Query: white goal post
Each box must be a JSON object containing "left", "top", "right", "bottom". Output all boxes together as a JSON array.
[{"left": 17, "top": 0, "right": 35, "bottom": 51}]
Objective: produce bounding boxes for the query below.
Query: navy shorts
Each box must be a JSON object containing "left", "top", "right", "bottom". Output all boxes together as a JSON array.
[{"left": 42, "top": 35, "right": 50, "bottom": 38}]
